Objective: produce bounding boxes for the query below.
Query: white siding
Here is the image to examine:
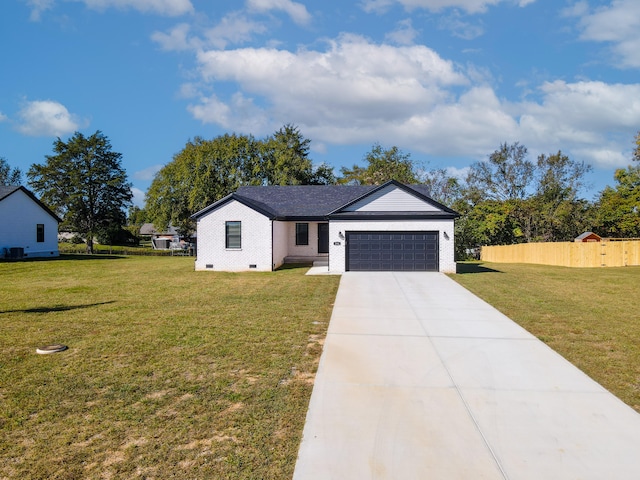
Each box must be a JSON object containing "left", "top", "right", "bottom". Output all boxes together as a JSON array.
[
  {"left": 344, "top": 185, "right": 439, "bottom": 212},
  {"left": 284, "top": 222, "right": 326, "bottom": 257},
  {"left": 0, "top": 189, "right": 58, "bottom": 258},
  {"left": 195, "top": 200, "right": 273, "bottom": 271},
  {"left": 272, "top": 221, "right": 289, "bottom": 269},
  {"left": 328, "top": 219, "right": 456, "bottom": 274}
]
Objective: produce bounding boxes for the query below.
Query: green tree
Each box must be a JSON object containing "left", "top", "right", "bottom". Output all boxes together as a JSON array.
[
  {"left": 460, "top": 143, "right": 594, "bottom": 248},
  {"left": 422, "top": 168, "right": 462, "bottom": 206},
  {"left": 595, "top": 166, "right": 640, "bottom": 237},
  {"left": 127, "top": 206, "right": 148, "bottom": 228},
  {"left": 260, "top": 124, "right": 335, "bottom": 185},
  {"left": 339, "top": 144, "right": 419, "bottom": 185},
  {"left": 592, "top": 132, "right": 640, "bottom": 238},
  {"left": 459, "top": 200, "right": 522, "bottom": 247},
  {"left": 27, "top": 131, "right": 132, "bottom": 253},
  {"left": 530, "top": 151, "right": 593, "bottom": 242},
  {"left": 124, "top": 206, "right": 148, "bottom": 239},
  {"left": 466, "top": 142, "right": 534, "bottom": 202},
  {"left": 307, "top": 163, "right": 337, "bottom": 185},
  {"left": 456, "top": 142, "right": 533, "bottom": 253},
  {"left": 0, "top": 157, "right": 22, "bottom": 186},
  {"left": 146, "top": 134, "right": 259, "bottom": 236},
  {"left": 145, "top": 127, "right": 336, "bottom": 235}
]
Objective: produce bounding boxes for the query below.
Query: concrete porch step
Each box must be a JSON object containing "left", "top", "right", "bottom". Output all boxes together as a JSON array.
[{"left": 284, "top": 255, "right": 328, "bottom": 265}]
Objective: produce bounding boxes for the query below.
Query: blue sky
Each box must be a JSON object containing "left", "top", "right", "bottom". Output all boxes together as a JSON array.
[{"left": 1, "top": 0, "right": 639, "bottom": 207}]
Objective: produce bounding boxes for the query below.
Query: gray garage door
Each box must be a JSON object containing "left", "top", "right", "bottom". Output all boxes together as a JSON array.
[{"left": 346, "top": 231, "right": 439, "bottom": 271}]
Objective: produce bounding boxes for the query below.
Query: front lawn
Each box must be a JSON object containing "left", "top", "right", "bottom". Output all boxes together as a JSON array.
[
  {"left": 0, "top": 256, "right": 340, "bottom": 479},
  {"left": 451, "top": 262, "right": 640, "bottom": 412}
]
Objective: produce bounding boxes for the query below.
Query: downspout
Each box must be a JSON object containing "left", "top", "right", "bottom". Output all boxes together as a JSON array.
[{"left": 271, "top": 220, "right": 274, "bottom": 271}]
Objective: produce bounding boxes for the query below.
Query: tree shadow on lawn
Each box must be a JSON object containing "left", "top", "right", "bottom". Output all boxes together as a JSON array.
[
  {"left": 0, "top": 301, "right": 115, "bottom": 315},
  {"left": 456, "top": 262, "right": 503, "bottom": 274}
]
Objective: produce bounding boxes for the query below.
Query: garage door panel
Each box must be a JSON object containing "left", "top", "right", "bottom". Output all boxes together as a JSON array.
[{"left": 346, "top": 231, "right": 439, "bottom": 271}]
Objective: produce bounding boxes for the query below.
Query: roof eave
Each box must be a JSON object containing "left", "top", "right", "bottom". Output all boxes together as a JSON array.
[
  {"left": 328, "top": 212, "right": 460, "bottom": 220},
  {"left": 2, "top": 186, "right": 62, "bottom": 223},
  {"left": 191, "top": 193, "right": 277, "bottom": 220}
]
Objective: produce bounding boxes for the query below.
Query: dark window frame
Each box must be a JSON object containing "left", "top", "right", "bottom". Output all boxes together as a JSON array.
[
  {"left": 225, "top": 221, "right": 241, "bottom": 249},
  {"left": 295, "top": 223, "right": 309, "bottom": 246},
  {"left": 36, "top": 224, "right": 45, "bottom": 243}
]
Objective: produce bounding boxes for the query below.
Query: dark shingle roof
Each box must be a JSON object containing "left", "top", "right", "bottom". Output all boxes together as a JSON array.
[
  {"left": 192, "top": 180, "right": 459, "bottom": 220},
  {"left": 235, "top": 185, "right": 376, "bottom": 217}
]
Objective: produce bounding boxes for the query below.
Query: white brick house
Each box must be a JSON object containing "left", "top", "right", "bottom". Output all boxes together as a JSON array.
[
  {"left": 192, "top": 180, "right": 459, "bottom": 273},
  {"left": 0, "top": 186, "right": 61, "bottom": 259}
]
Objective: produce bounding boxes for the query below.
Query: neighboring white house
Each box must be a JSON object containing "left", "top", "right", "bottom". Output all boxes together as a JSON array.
[
  {"left": 0, "top": 186, "right": 61, "bottom": 259},
  {"left": 192, "top": 180, "right": 459, "bottom": 274}
]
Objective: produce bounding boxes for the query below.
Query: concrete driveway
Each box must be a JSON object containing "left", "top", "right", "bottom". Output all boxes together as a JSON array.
[{"left": 293, "top": 272, "right": 640, "bottom": 480}]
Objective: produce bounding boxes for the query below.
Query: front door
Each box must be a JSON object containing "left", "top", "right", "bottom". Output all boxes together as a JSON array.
[{"left": 318, "top": 223, "right": 329, "bottom": 254}]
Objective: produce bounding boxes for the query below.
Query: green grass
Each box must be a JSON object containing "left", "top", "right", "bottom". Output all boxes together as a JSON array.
[
  {"left": 5, "top": 257, "right": 639, "bottom": 478},
  {"left": 451, "top": 262, "right": 640, "bottom": 412},
  {"left": 0, "top": 255, "right": 340, "bottom": 479}
]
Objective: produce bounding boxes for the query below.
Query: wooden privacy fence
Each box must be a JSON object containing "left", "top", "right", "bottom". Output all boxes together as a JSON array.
[{"left": 481, "top": 240, "right": 640, "bottom": 268}]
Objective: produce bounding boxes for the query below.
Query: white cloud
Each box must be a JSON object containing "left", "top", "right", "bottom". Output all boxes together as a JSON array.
[
  {"left": 131, "top": 187, "right": 146, "bottom": 207},
  {"left": 361, "top": 0, "right": 534, "bottom": 14},
  {"left": 194, "top": 34, "right": 467, "bottom": 114},
  {"left": 188, "top": 92, "right": 270, "bottom": 133},
  {"left": 204, "top": 12, "right": 268, "bottom": 49},
  {"left": 26, "top": 0, "right": 54, "bottom": 21},
  {"left": 0, "top": 112, "right": 8, "bottom": 122},
  {"left": 438, "top": 11, "right": 484, "bottom": 39},
  {"left": 560, "top": 1, "right": 589, "bottom": 18},
  {"left": 515, "top": 80, "right": 640, "bottom": 167},
  {"left": 152, "top": 13, "right": 267, "bottom": 51},
  {"left": 26, "top": 0, "right": 194, "bottom": 18},
  {"left": 16, "top": 100, "right": 82, "bottom": 137},
  {"left": 445, "top": 165, "right": 470, "bottom": 179},
  {"left": 73, "top": 0, "right": 193, "bottom": 16},
  {"left": 185, "top": 35, "right": 639, "bottom": 170},
  {"left": 385, "top": 19, "right": 420, "bottom": 45},
  {"left": 571, "top": 147, "right": 627, "bottom": 168},
  {"left": 572, "top": 0, "right": 640, "bottom": 68},
  {"left": 133, "top": 164, "right": 163, "bottom": 181},
  {"left": 151, "top": 23, "right": 199, "bottom": 51},
  {"left": 246, "top": 0, "right": 311, "bottom": 25}
]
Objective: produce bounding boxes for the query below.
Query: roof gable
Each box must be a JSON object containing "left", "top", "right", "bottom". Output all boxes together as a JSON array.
[
  {"left": 340, "top": 184, "right": 440, "bottom": 212},
  {"left": 191, "top": 193, "right": 278, "bottom": 220},
  {"left": 332, "top": 180, "right": 458, "bottom": 216},
  {"left": 0, "top": 185, "right": 62, "bottom": 223}
]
